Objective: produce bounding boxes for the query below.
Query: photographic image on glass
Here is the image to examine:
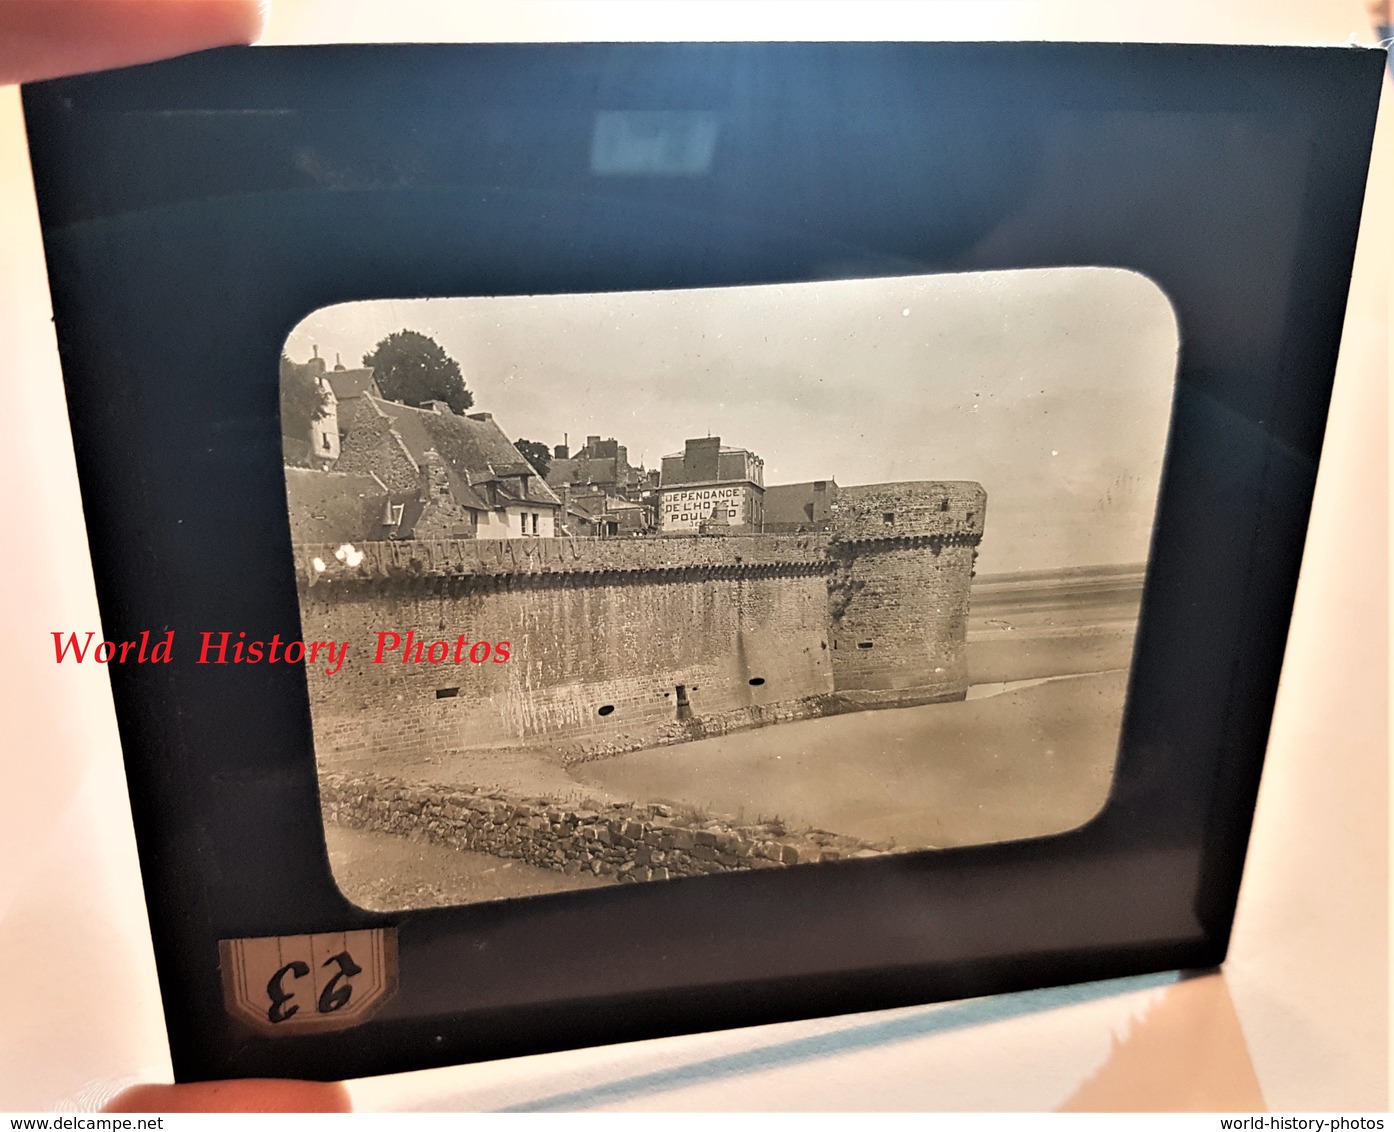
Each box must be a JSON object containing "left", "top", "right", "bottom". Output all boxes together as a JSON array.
[{"left": 279, "top": 268, "right": 1178, "bottom": 910}]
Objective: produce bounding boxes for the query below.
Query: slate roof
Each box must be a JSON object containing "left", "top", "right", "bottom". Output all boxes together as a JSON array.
[
  {"left": 367, "top": 398, "right": 561, "bottom": 509},
  {"left": 548, "top": 455, "right": 622, "bottom": 487},
  {"left": 285, "top": 467, "right": 390, "bottom": 544}
]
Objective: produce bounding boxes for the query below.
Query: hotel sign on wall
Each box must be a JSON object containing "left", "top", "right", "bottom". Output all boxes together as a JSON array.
[{"left": 660, "top": 485, "right": 749, "bottom": 530}]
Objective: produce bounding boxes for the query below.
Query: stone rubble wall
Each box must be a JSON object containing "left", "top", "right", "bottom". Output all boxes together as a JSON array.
[{"left": 319, "top": 771, "right": 896, "bottom": 885}]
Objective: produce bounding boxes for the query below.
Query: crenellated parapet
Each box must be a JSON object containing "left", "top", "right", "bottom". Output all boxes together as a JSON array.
[
  {"left": 828, "top": 481, "right": 986, "bottom": 544},
  {"left": 298, "top": 533, "right": 833, "bottom": 589}
]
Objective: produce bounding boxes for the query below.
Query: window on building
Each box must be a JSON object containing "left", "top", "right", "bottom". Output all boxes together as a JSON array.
[
  {"left": 387, "top": 504, "right": 404, "bottom": 527},
  {"left": 532, "top": 512, "right": 539, "bottom": 535},
  {"left": 321, "top": 434, "right": 332, "bottom": 451}
]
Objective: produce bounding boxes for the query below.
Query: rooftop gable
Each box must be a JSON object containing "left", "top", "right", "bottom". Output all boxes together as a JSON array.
[
  {"left": 369, "top": 397, "right": 561, "bottom": 509},
  {"left": 324, "top": 367, "right": 380, "bottom": 401}
]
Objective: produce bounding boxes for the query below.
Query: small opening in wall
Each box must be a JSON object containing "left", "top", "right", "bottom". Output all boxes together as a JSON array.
[
  {"left": 435, "top": 687, "right": 459, "bottom": 699},
  {"left": 882, "top": 512, "right": 895, "bottom": 526},
  {"left": 966, "top": 511, "right": 975, "bottom": 522},
  {"left": 857, "top": 641, "right": 874, "bottom": 650},
  {"left": 748, "top": 677, "right": 765, "bottom": 686},
  {"left": 597, "top": 704, "right": 615, "bottom": 717},
  {"left": 940, "top": 499, "right": 950, "bottom": 512}
]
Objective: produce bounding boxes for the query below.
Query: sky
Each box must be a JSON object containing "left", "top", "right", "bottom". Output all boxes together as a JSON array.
[{"left": 284, "top": 268, "right": 1178, "bottom": 574}]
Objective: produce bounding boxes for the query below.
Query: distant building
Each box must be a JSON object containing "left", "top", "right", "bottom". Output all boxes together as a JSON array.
[
  {"left": 547, "top": 435, "right": 644, "bottom": 495},
  {"left": 763, "top": 479, "right": 840, "bottom": 533},
  {"left": 658, "top": 437, "right": 765, "bottom": 533},
  {"left": 548, "top": 434, "right": 656, "bottom": 533},
  {"left": 558, "top": 482, "right": 651, "bottom": 537}
]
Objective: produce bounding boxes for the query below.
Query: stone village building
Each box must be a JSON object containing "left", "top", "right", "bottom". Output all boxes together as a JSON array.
[
  {"left": 546, "top": 435, "right": 657, "bottom": 535},
  {"left": 334, "top": 396, "right": 563, "bottom": 539},
  {"left": 286, "top": 377, "right": 564, "bottom": 543},
  {"left": 283, "top": 353, "right": 921, "bottom": 554},
  {"left": 556, "top": 485, "right": 651, "bottom": 537}
]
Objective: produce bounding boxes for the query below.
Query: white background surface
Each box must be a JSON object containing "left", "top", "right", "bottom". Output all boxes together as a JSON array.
[{"left": 0, "top": 0, "right": 1387, "bottom": 1113}]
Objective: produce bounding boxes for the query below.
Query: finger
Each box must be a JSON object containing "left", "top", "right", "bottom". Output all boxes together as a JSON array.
[
  {"left": 105, "top": 1078, "right": 352, "bottom": 1113},
  {"left": 0, "top": 0, "right": 265, "bottom": 87}
]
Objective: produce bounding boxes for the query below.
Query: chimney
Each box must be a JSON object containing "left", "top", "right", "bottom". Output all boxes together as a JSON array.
[
  {"left": 467, "top": 411, "right": 493, "bottom": 421},
  {"left": 554, "top": 442, "right": 570, "bottom": 460},
  {"left": 586, "top": 435, "right": 600, "bottom": 453},
  {"left": 307, "top": 344, "right": 326, "bottom": 375},
  {"left": 419, "top": 400, "right": 449, "bottom": 414},
  {"left": 334, "top": 352, "right": 346, "bottom": 371},
  {"left": 685, "top": 436, "right": 721, "bottom": 482},
  {"left": 419, "top": 449, "right": 450, "bottom": 500}
]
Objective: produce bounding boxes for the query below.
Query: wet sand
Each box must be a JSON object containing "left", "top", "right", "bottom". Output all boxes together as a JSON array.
[
  {"left": 571, "top": 670, "right": 1126, "bottom": 849},
  {"left": 968, "top": 567, "right": 1142, "bottom": 684}
]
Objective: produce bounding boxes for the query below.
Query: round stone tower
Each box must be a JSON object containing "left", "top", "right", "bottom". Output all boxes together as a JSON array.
[{"left": 826, "top": 481, "right": 986, "bottom": 706}]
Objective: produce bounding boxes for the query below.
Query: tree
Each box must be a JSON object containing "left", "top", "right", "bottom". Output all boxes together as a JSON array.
[
  {"left": 362, "top": 330, "right": 473, "bottom": 414},
  {"left": 514, "top": 438, "right": 552, "bottom": 479},
  {"left": 279, "top": 352, "right": 330, "bottom": 456}
]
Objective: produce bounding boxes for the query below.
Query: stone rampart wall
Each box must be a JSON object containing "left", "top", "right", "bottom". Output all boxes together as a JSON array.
[
  {"left": 297, "top": 481, "right": 985, "bottom": 767},
  {"left": 300, "top": 568, "right": 835, "bottom": 762}
]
